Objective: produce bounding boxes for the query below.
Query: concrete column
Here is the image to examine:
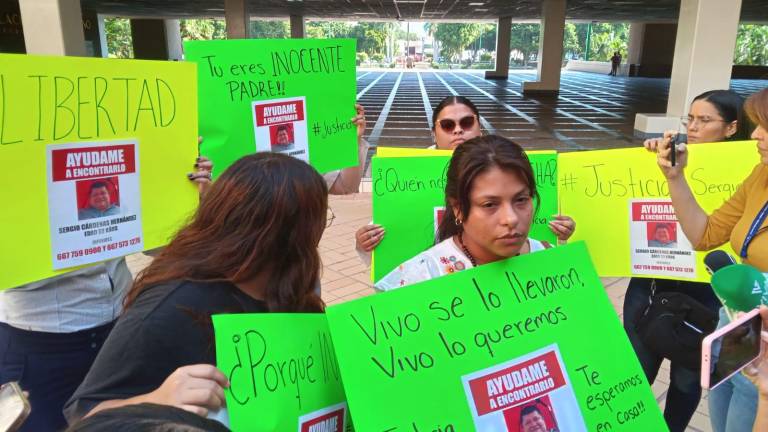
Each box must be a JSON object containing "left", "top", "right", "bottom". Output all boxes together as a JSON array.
[
  {"left": 667, "top": 0, "right": 741, "bottom": 117},
  {"left": 18, "top": 0, "right": 86, "bottom": 56},
  {"left": 485, "top": 16, "right": 511, "bottom": 80},
  {"left": 626, "top": 22, "right": 645, "bottom": 76},
  {"left": 290, "top": 14, "right": 305, "bottom": 39},
  {"left": 165, "top": 19, "right": 182, "bottom": 60},
  {"left": 97, "top": 14, "right": 108, "bottom": 58},
  {"left": 634, "top": 0, "right": 742, "bottom": 137},
  {"left": 522, "top": 0, "right": 566, "bottom": 94},
  {"left": 131, "top": 19, "right": 180, "bottom": 60},
  {"left": 225, "top": 0, "right": 249, "bottom": 39}
]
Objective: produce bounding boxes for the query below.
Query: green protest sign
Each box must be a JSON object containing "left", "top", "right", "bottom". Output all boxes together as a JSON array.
[
  {"left": 213, "top": 314, "right": 351, "bottom": 432},
  {"left": 185, "top": 39, "right": 358, "bottom": 176},
  {"left": 326, "top": 242, "right": 666, "bottom": 432},
  {"left": 372, "top": 152, "right": 558, "bottom": 281}
]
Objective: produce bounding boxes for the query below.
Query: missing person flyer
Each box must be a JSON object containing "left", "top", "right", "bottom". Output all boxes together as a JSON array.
[
  {"left": 462, "top": 345, "right": 586, "bottom": 432},
  {"left": 252, "top": 96, "right": 309, "bottom": 162},
  {"left": 297, "top": 402, "right": 349, "bottom": 432},
  {"left": 629, "top": 199, "right": 696, "bottom": 278},
  {"left": 46, "top": 140, "right": 143, "bottom": 270}
]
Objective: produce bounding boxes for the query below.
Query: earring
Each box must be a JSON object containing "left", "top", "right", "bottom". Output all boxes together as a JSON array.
[{"left": 455, "top": 217, "right": 462, "bottom": 226}]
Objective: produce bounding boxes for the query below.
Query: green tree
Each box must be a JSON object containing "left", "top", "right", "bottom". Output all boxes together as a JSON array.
[
  {"left": 249, "top": 20, "right": 290, "bottom": 38},
  {"left": 563, "top": 23, "right": 580, "bottom": 59},
  {"left": 350, "top": 22, "right": 392, "bottom": 55},
  {"left": 432, "top": 23, "right": 484, "bottom": 63},
  {"left": 584, "top": 23, "right": 628, "bottom": 61},
  {"left": 734, "top": 24, "right": 768, "bottom": 65},
  {"left": 306, "top": 21, "right": 353, "bottom": 39},
  {"left": 510, "top": 24, "right": 539, "bottom": 66},
  {"left": 179, "top": 19, "right": 226, "bottom": 41},
  {"left": 104, "top": 18, "right": 133, "bottom": 58}
]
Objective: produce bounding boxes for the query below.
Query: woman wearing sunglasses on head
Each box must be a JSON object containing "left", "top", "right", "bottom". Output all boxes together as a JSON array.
[{"left": 355, "top": 96, "right": 576, "bottom": 266}]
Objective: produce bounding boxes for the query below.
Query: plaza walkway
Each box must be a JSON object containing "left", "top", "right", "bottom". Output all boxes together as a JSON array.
[{"left": 128, "top": 70, "right": 768, "bottom": 431}]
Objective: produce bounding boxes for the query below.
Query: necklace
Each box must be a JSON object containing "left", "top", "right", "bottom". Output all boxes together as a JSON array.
[{"left": 457, "top": 233, "right": 477, "bottom": 267}]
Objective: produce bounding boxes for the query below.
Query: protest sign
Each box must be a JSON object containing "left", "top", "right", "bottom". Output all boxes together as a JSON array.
[
  {"left": 213, "top": 314, "right": 351, "bottom": 432},
  {"left": 559, "top": 141, "right": 757, "bottom": 281},
  {"left": 46, "top": 140, "right": 143, "bottom": 269},
  {"left": 0, "top": 53, "right": 197, "bottom": 289},
  {"left": 371, "top": 152, "right": 558, "bottom": 282},
  {"left": 326, "top": 242, "right": 666, "bottom": 431},
  {"left": 185, "top": 39, "right": 358, "bottom": 176},
  {"left": 376, "top": 147, "right": 453, "bottom": 157}
]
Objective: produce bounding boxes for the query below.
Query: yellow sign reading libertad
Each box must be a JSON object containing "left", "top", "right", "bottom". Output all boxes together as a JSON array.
[{"left": 0, "top": 53, "right": 199, "bottom": 289}]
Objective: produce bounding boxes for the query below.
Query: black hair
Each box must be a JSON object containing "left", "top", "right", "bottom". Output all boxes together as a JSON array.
[
  {"left": 65, "top": 404, "right": 230, "bottom": 432},
  {"left": 692, "top": 90, "right": 749, "bottom": 140},
  {"left": 276, "top": 124, "right": 289, "bottom": 133},
  {"left": 519, "top": 404, "right": 545, "bottom": 427},
  {"left": 431, "top": 96, "right": 480, "bottom": 130},
  {"left": 89, "top": 181, "right": 109, "bottom": 193},
  {"left": 436, "top": 135, "right": 539, "bottom": 242}
]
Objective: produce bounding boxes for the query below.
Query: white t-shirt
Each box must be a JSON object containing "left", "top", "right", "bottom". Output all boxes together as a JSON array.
[{"left": 375, "top": 237, "right": 547, "bottom": 292}]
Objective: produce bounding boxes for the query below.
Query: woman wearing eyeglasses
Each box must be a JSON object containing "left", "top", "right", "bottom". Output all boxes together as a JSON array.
[
  {"left": 355, "top": 96, "right": 576, "bottom": 260},
  {"left": 623, "top": 89, "right": 751, "bottom": 432}
]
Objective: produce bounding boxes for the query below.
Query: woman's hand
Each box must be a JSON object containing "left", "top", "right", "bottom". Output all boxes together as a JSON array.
[
  {"left": 188, "top": 138, "right": 214, "bottom": 197},
  {"left": 654, "top": 130, "right": 688, "bottom": 180},
  {"left": 744, "top": 306, "right": 768, "bottom": 398},
  {"left": 356, "top": 224, "right": 385, "bottom": 253},
  {"left": 352, "top": 104, "right": 366, "bottom": 141},
  {"left": 147, "top": 364, "right": 229, "bottom": 417},
  {"left": 549, "top": 215, "right": 576, "bottom": 242}
]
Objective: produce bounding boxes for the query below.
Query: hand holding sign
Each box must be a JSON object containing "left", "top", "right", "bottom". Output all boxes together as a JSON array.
[{"left": 146, "top": 364, "right": 229, "bottom": 418}]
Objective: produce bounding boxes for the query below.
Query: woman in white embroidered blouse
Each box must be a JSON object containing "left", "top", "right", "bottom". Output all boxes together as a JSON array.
[{"left": 376, "top": 135, "right": 550, "bottom": 291}]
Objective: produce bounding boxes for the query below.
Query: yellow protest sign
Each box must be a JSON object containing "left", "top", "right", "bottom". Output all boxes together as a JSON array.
[
  {"left": 559, "top": 141, "right": 757, "bottom": 281},
  {"left": 376, "top": 146, "right": 453, "bottom": 157},
  {"left": 0, "top": 53, "right": 198, "bottom": 289},
  {"left": 376, "top": 146, "right": 555, "bottom": 158}
]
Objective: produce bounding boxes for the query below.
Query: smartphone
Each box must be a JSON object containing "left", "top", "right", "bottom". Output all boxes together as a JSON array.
[
  {"left": 0, "top": 382, "right": 31, "bottom": 432},
  {"left": 701, "top": 308, "right": 763, "bottom": 389},
  {"left": 669, "top": 133, "right": 677, "bottom": 167}
]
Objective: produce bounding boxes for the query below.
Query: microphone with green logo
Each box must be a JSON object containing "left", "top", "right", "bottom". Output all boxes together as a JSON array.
[{"left": 711, "top": 263, "right": 768, "bottom": 317}]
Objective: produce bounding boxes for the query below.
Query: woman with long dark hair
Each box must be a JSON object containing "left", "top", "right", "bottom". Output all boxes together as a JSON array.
[
  {"left": 64, "top": 153, "right": 328, "bottom": 422},
  {"left": 376, "top": 135, "right": 549, "bottom": 290}
]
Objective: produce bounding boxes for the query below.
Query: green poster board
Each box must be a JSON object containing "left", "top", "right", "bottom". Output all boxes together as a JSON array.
[
  {"left": 185, "top": 39, "right": 358, "bottom": 176},
  {"left": 326, "top": 242, "right": 666, "bottom": 432},
  {"left": 213, "top": 314, "right": 351, "bottom": 432},
  {"left": 372, "top": 152, "right": 558, "bottom": 281}
]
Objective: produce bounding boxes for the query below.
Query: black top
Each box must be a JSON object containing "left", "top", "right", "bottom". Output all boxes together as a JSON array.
[
  {"left": 641, "top": 278, "right": 722, "bottom": 311},
  {"left": 63, "top": 280, "right": 268, "bottom": 423}
]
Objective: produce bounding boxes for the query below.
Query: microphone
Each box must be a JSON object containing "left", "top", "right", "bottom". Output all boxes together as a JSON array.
[
  {"left": 711, "top": 264, "right": 767, "bottom": 312},
  {"left": 704, "top": 250, "right": 737, "bottom": 275}
]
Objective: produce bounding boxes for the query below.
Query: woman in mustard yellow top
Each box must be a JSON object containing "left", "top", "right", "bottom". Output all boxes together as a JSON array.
[{"left": 653, "top": 88, "right": 768, "bottom": 432}]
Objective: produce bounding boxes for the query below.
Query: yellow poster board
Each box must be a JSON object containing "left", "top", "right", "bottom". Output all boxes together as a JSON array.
[
  {"left": 559, "top": 141, "right": 758, "bottom": 281},
  {"left": 0, "top": 54, "right": 199, "bottom": 289},
  {"left": 376, "top": 146, "right": 453, "bottom": 157}
]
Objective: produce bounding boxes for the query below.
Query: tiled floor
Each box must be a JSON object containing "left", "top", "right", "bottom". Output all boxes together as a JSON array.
[
  {"left": 357, "top": 69, "right": 767, "bottom": 152},
  {"left": 126, "top": 193, "right": 715, "bottom": 432}
]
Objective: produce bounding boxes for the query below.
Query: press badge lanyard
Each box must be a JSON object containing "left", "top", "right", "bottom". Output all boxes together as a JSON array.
[{"left": 740, "top": 200, "right": 768, "bottom": 259}]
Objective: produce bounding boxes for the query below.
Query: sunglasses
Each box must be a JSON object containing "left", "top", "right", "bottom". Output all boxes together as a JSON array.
[{"left": 438, "top": 116, "right": 476, "bottom": 133}]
